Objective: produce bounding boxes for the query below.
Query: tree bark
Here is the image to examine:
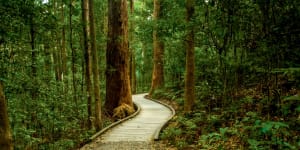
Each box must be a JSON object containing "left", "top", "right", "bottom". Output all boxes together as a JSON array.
[
  {"left": 53, "top": 1, "right": 62, "bottom": 81},
  {"left": 81, "top": 0, "right": 93, "bottom": 129},
  {"left": 129, "top": 6, "right": 136, "bottom": 94},
  {"left": 149, "top": 0, "right": 164, "bottom": 96},
  {"left": 0, "top": 83, "right": 13, "bottom": 150},
  {"left": 105, "top": 0, "right": 134, "bottom": 118},
  {"left": 184, "top": 0, "right": 195, "bottom": 112},
  {"left": 61, "top": 3, "right": 67, "bottom": 79},
  {"left": 30, "top": 14, "right": 37, "bottom": 100},
  {"left": 130, "top": 51, "right": 137, "bottom": 94},
  {"left": 129, "top": 0, "right": 134, "bottom": 13},
  {"left": 88, "top": 0, "right": 102, "bottom": 130},
  {"left": 258, "top": 0, "right": 270, "bottom": 37},
  {"left": 69, "top": 0, "right": 79, "bottom": 115}
]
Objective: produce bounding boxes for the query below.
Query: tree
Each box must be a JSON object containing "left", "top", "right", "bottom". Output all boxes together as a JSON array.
[
  {"left": 88, "top": 0, "right": 102, "bottom": 130},
  {"left": 149, "top": 0, "right": 164, "bottom": 96},
  {"left": 28, "top": 0, "right": 38, "bottom": 100},
  {"left": 184, "top": 0, "right": 195, "bottom": 112},
  {"left": 105, "top": 0, "right": 134, "bottom": 118},
  {"left": 81, "top": 0, "right": 93, "bottom": 129},
  {"left": 129, "top": 0, "right": 137, "bottom": 94},
  {"left": 69, "top": 0, "right": 78, "bottom": 108},
  {"left": 0, "top": 82, "right": 13, "bottom": 150},
  {"left": 61, "top": 1, "right": 67, "bottom": 79}
]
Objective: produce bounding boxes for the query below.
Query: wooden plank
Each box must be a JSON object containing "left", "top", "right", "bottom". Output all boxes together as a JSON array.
[{"left": 80, "top": 93, "right": 174, "bottom": 149}]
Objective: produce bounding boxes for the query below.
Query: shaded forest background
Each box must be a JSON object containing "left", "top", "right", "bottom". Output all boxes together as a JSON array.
[{"left": 0, "top": 0, "right": 299, "bottom": 149}]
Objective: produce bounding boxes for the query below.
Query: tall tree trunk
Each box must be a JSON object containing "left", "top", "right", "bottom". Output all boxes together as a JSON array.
[
  {"left": 81, "top": 0, "right": 93, "bottom": 129},
  {"left": 61, "top": 3, "right": 67, "bottom": 80},
  {"left": 53, "top": 46, "right": 62, "bottom": 81},
  {"left": 129, "top": 0, "right": 134, "bottom": 13},
  {"left": 44, "top": 40, "right": 52, "bottom": 81},
  {"left": 130, "top": 51, "right": 137, "bottom": 94},
  {"left": 53, "top": 1, "right": 62, "bottom": 81},
  {"left": 149, "top": 0, "right": 164, "bottom": 96},
  {"left": 30, "top": 15, "right": 37, "bottom": 100},
  {"left": 88, "top": 0, "right": 102, "bottom": 130},
  {"left": 0, "top": 83, "right": 13, "bottom": 150},
  {"left": 129, "top": 4, "right": 136, "bottom": 94},
  {"left": 105, "top": 0, "right": 134, "bottom": 118},
  {"left": 69, "top": 0, "right": 78, "bottom": 114},
  {"left": 258, "top": 0, "right": 270, "bottom": 37},
  {"left": 29, "top": 9, "right": 39, "bottom": 133},
  {"left": 184, "top": 0, "right": 195, "bottom": 112}
]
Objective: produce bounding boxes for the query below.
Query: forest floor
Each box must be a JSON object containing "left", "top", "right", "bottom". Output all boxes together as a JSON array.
[{"left": 151, "top": 87, "right": 300, "bottom": 149}]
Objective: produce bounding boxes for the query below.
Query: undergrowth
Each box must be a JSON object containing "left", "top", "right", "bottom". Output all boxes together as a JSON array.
[{"left": 152, "top": 86, "right": 300, "bottom": 150}]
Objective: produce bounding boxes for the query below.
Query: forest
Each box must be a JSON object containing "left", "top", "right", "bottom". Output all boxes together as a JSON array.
[{"left": 0, "top": 0, "right": 299, "bottom": 149}]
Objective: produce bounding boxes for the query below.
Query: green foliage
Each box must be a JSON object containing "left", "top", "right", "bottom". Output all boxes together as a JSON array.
[
  {"left": 161, "top": 127, "right": 182, "bottom": 140},
  {"left": 5, "top": 73, "right": 91, "bottom": 149},
  {"left": 245, "top": 121, "right": 297, "bottom": 149},
  {"left": 1, "top": 0, "right": 300, "bottom": 149},
  {"left": 145, "top": 0, "right": 300, "bottom": 149},
  {"left": 0, "top": 0, "right": 106, "bottom": 149},
  {"left": 159, "top": 89, "right": 300, "bottom": 149},
  {"left": 153, "top": 0, "right": 300, "bottom": 148}
]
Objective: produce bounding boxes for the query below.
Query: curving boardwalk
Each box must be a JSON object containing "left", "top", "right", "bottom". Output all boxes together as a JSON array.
[{"left": 80, "top": 93, "right": 174, "bottom": 150}]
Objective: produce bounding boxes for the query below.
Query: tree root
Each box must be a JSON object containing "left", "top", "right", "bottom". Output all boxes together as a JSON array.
[{"left": 113, "top": 103, "right": 135, "bottom": 119}]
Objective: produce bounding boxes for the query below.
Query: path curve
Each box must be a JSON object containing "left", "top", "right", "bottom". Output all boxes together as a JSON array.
[{"left": 80, "top": 93, "right": 174, "bottom": 150}]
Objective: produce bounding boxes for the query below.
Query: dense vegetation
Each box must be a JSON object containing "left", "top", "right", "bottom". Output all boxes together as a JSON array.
[
  {"left": 148, "top": 0, "right": 300, "bottom": 149},
  {"left": 0, "top": 0, "right": 299, "bottom": 149},
  {"left": 1, "top": 0, "right": 107, "bottom": 149}
]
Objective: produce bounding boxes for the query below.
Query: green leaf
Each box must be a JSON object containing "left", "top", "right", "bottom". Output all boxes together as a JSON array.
[
  {"left": 284, "top": 95, "right": 300, "bottom": 101},
  {"left": 255, "top": 119, "right": 261, "bottom": 125},
  {"left": 261, "top": 122, "right": 273, "bottom": 134},
  {"left": 219, "top": 127, "right": 228, "bottom": 137},
  {"left": 296, "top": 106, "right": 300, "bottom": 112},
  {"left": 248, "top": 139, "right": 260, "bottom": 149},
  {"left": 283, "top": 142, "right": 297, "bottom": 150},
  {"left": 261, "top": 121, "right": 289, "bottom": 134}
]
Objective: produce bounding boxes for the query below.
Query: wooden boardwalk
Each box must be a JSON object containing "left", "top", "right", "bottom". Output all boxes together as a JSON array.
[{"left": 80, "top": 93, "right": 174, "bottom": 150}]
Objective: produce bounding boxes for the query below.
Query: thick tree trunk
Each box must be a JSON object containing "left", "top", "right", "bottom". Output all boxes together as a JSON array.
[
  {"left": 105, "top": 0, "right": 134, "bottom": 118},
  {"left": 0, "top": 83, "right": 13, "bottom": 150},
  {"left": 149, "top": 0, "right": 164, "bottom": 96},
  {"left": 88, "top": 0, "right": 102, "bottom": 131},
  {"left": 81, "top": 0, "right": 93, "bottom": 129},
  {"left": 184, "top": 0, "right": 195, "bottom": 112}
]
